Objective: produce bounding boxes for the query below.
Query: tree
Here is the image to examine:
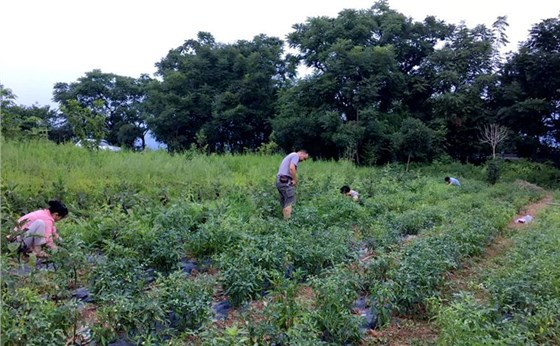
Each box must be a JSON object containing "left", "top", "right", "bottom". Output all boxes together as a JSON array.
[
  {"left": 479, "top": 124, "right": 508, "bottom": 159},
  {"left": 54, "top": 70, "right": 150, "bottom": 149},
  {"left": 1, "top": 85, "right": 23, "bottom": 139},
  {"left": 271, "top": 84, "right": 340, "bottom": 160},
  {"left": 287, "top": 4, "right": 410, "bottom": 121},
  {"left": 61, "top": 100, "right": 106, "bottom": 148},
  {"left": 426, "top": 17, "right": 508, "bottom": 163},
  {"left": 278, "top": 1, "right": 452, "bottom": 162},
  {"left": 395, "top": 118, "right": 434, "bottom": 171},
  {"left": 1, "top": 84, "right": 17, "bottom": 108},
  {"left": 1, "top": 84, "right": 68, "bottom": 141},
  {"left": 146, "top": 32, "right": 294, "bottom": 152},
  {"left": 496, "top": 16, "right": 560, "bottom": 160}
]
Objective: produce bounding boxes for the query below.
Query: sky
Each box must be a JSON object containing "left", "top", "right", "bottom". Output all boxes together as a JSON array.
[{"left": 2, "top": 0, "right": 559, "bottom": 108}]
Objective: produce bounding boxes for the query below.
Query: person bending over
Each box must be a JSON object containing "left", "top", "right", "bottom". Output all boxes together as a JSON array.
[
  {"left": 11, "top": 200, "right": 68, "bottom": 257},
  {"left": 276, "top": 150, "right": 309, "bottom": 219},
  {"left": 340, "top": 185, "right": 360, "bottom": 201},
  {"left": 444, "top": 176, "right": 461, "bottom": 186}
]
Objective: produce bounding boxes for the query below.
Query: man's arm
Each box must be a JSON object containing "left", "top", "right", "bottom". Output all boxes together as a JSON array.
[{"left": 289, "top": 163, "right": 297, "bottom": 185}]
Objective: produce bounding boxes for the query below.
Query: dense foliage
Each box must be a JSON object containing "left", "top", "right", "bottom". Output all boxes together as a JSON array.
[
  {"left": 53, "top": 70, "right": 151, "bottom": 150},
  {"left": 145, "top": 32, "right": 293, "bottom": 153},
  {"left": 2, "top": 1, "right": 560, "bottom": 165}
]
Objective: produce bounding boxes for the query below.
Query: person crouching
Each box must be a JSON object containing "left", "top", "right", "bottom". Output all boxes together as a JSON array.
[{"left": 11, "top": 200, "right": 68, "bottom": 257}]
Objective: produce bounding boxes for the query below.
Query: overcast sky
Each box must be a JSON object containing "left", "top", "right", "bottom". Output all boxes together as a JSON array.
[{"left": 2, "top": 0, "right": 559, "bottom": 108}]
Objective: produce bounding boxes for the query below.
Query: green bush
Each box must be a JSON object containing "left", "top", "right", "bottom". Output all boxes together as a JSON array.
[
  {"left": 311, "top": 266, "right": 362, "bottom": 344},
  {"left": 1, "top": 287, "right": 77, "bottom": 346},
  {"left": 486, "top": 159, "right": 501, "bottom": 185},
  {"left": 151, "top": 272, "right": 215, "bottom": 332}
]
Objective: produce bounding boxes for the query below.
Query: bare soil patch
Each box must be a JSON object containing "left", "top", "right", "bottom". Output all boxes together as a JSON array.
[{"left": 361, "top": 317, "right": 438, "bottom": 345}]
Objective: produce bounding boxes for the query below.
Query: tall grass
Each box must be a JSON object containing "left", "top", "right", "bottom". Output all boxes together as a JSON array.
[{"left": 1, "top": 141, "right": 284, "bottom": 211}]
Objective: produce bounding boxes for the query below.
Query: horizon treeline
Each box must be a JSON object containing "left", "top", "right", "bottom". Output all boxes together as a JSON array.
[{"left": 2, "top": 1, "right": 559, "bottom": 165}]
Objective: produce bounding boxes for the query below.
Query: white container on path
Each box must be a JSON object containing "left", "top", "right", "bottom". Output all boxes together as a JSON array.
[{"left": 516, "top": 215, "right": 533, "bottom": 224}]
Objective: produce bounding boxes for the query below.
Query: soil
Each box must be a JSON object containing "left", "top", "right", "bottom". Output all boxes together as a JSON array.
[
  {"left": 213, "top": 283, "right": 316, "bottom": 330},
  {"left": 362, "top": 317, "right": 438, "bottom": 346}
]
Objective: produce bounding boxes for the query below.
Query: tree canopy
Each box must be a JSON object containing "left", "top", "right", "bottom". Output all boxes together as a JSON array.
[
  {"left": 144, "top": 32, "right": 294, "bottom": 152},
  {"left": 4, "top": 2, "right": 559, "bottom": 165},
  {"left": 53, "top": 70, "right": 150, "bottom": 149}
]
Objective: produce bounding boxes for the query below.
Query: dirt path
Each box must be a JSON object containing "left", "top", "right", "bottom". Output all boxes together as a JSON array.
[
  {"left": 476, "top": 192, "right": 552, "bottom": 268},
  {"left": 508, "top": 194, "right": 553, "bottom": 230},
  {"left": 362, "top": 192, "right": 554, "bottom": 346}
]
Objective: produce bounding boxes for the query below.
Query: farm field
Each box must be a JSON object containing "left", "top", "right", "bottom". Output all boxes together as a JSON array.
[
  {"left": 1, "top": 140, "right": 559, "bottom": 345},
  {"left": 434, "top": 197, "right": 560, "bottom": 346}
]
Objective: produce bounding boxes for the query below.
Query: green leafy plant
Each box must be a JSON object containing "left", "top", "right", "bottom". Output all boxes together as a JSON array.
[
  {"left": 311, "top": 266, "right": 362, "bottom": 344},
  {"left": 1, "top": 287, "right": 77, "bottom": 346},
  {"left": 487, "top": 159, "right": 501, "bottom": 185}
]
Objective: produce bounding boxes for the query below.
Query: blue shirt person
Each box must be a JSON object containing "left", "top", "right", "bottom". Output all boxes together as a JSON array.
[{"left": 445, "top": 176, "right": 461, "bottom": 186}]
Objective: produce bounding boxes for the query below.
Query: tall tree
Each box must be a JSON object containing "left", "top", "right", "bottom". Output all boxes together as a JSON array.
[
  {"left": 425, "top": 17, "right": 508, "bottom": 162},
  {"left": 395, "top": 117, "right": 434, "bottom": 170},
  {"left": 53, "top": 70, "right": 150, "bottom": 149},
  {"left": 61, "top": 100, "right": 106, "bottom": 147},
  {"left": 277, "top": 1, "right": 452, "bottom": 162},
  {"left": 0, "top": 85, "right": 21, "bottom": 139},
  {"left": 0, "top": 84, "right": 68, "bottom": 141},
  {"left": 288, "top": 3, "right": 409, "bottom": 120},
  {"left": 497, "top": 16, "right": 560, "bottom": 159},
  {"left": 479, "top": 124, "right": 509, "bottom": 159},
  {"left": 145, "top": 32, "right": 294, "bottom": 152}
]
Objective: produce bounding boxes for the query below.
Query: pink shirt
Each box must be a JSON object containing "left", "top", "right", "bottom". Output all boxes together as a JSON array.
[{"left": 16, "top": 209, "right": 59, "bottom": 248}]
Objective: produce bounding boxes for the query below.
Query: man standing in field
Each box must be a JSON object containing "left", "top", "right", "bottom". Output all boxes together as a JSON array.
[{"left": 276, "top": 150, "right": 309, "bottom": 219}]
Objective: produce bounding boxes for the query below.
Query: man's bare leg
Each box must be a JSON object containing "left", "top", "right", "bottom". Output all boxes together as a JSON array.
[{"left": 283, "top": 205, "right": 292, "bottom": 219}]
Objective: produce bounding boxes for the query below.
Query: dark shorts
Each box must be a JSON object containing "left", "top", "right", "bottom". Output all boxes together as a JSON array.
[{"left": 276, "top": 180, "right": 295, "bottom": 209}]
